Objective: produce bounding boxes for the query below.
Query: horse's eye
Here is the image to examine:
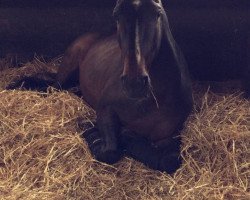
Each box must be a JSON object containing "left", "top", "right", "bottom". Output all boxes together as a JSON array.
[
  {"left": 156, "top": 11, "right": 161, "bottom": 19},
  {"left": 152, "top": 0, "right": 161, "bottom": 5},
  {"left": 156, "top": 9, "right": 162, "bottom": 19}
]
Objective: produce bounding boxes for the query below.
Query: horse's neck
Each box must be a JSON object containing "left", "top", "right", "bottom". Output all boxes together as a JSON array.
[
  {"left": 151, "top": 32, "right": 180, "bottom": 79},
  {"left": 149, "top": 17, "right": 183, "bottom": 98},
  {"left": 160, "top": 14, "right": 179, "bottom": 67}
]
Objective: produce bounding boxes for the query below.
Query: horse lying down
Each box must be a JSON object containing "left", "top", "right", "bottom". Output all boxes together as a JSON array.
[{"left": 7, "top": 0, "right": 193, "bottom": 173}]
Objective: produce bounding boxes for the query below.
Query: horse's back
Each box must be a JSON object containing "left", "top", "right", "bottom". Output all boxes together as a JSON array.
[{"left": 56, "top": 33, "right": 100, "bottom": 88}]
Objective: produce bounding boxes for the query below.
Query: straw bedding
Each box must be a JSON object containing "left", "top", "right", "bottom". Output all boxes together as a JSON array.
[{"left": 0, "top": 58, "right": 249, "bottom": 200}]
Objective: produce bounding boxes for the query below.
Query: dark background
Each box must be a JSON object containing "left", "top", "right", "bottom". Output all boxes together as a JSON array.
[
  {"left": 0, "top": 0, "right": 250, "bottom": 80},
  {"left": 1, "top": 0, "right": 250, "bottom": 8}
]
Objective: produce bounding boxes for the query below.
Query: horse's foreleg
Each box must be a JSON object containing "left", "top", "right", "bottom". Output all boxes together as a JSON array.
[
  {"left": 83, "top": 108, "right": 122, "bottom": 164},
  {"left": 6, "top": 72, "right": 56, "bottom": 91},
  {"left": 121, "top": 129, "right": 182, "bottom": 173}
]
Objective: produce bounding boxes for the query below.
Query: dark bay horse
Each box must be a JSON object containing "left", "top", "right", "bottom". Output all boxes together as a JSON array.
[
  {"left": 7, "top": 0, "right": 193, "bottom": 173},
  {"left": 56, "top": 0, "right": 193, "bottom": 173}
]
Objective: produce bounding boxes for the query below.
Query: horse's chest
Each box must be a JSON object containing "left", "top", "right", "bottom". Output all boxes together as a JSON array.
[
  {"left": 116, "top": 100, "right": 173, "bottom": 141},
  {"left": 126, "top": 111, "right": 164, "bottom": 137}
]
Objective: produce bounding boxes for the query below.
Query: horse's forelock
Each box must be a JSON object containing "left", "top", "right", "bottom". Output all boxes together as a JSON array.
[{"left": 132, "top": 0, "right": 142, "bottom": 9}]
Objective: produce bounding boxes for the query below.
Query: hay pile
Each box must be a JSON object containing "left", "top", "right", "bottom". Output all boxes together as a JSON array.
[{"left": 0, "top": 59, "right": 249, "bottom": 200}]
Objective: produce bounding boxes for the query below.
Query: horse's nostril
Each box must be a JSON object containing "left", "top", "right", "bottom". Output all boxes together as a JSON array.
[
  {"left": 120, "top": 75, "right": 151, "bottom": 99},
  {"left": 121, "top": 75, "right": 149, "bottom": 87},
  {"left": 121, "top": 75, "right": 127, "bottom": 85}
]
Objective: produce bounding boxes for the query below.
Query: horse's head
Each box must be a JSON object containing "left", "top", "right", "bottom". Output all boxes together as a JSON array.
[{"left": 114, "top": 0, "right": 164, "bottom": 99}]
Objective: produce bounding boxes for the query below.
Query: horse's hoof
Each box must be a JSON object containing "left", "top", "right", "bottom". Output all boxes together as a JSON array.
[
  {"left": 158, "top": 152, "right": 182, "bottom": 174},
  {"left": 83, "top": 127, "right": 122, "bottom": 165},
  {"left": 95, "top": 149, "right": 122, "bottom": 165}
]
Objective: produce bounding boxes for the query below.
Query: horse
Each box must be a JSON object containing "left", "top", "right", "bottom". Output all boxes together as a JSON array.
[{"left": 7, "top": 0, "right": 193, "bottom": 173}]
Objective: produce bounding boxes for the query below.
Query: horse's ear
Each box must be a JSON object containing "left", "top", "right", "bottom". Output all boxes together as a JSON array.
[
  {"left": 153, "top": 0, "right": 162, "bottom": 5},
  {"left": 113, "top": 0, "right": 122, "bottom": 17},
  {"left": 152, "top": 0, "right": 162, "bottom": 6},
  {"left": 114, "top": 0, "right": 123, "bottom": 7}
]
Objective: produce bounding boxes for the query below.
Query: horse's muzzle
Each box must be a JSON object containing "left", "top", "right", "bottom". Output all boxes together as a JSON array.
[{"left": 121, "top": 75, "right": 150, "bottom": 99}]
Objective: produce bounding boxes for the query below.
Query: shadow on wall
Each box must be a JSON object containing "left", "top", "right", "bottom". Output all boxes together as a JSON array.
[
  {"left": 0, "top": 1, "right": 117, "bottom": 62},
  {"left": 2, "top": 0, "right": 249, "bottom": 61}
]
